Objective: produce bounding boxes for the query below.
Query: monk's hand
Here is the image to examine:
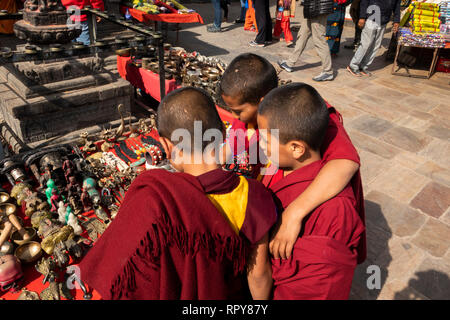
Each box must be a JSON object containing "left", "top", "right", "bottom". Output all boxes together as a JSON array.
[
  {"left": 269, "top": 209, "right": 303, "bottom": 260},
  {"left": 358, "top": 19, "right": 366, "bottom": 29}
]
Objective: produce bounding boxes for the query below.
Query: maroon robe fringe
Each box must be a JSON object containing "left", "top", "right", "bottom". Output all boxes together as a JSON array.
[{"left": 79, "top": 168, "right": 276, "bottom": 300}]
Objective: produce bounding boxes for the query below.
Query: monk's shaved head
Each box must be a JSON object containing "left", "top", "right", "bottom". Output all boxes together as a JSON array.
[
  {"left": 258, "top": 83, "right": 329, "bottom": 151},
  {"left": 220, "top": 53, "right": 278, "bottom": 105},
  {"left": 157, "top": 87, "right": 224, "bottom": 152}
]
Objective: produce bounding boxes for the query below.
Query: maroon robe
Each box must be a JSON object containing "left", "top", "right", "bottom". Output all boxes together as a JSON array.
[
  {"left": 79, "top": 168, "right": 277, "bottom": 300},
  {"left": 261, "top": 105, "right": 366, "bottom": 264},
  {"left": 270, "top": 161, "right": 365, "bottom": 300}
]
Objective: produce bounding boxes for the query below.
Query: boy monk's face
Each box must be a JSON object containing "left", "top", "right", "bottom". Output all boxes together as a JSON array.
[
  {"left": 222, "top": 94, "right": 258, "bottom": 126},
  {"left": 257, "top": 114, "right": 296, "bottom": 169}
]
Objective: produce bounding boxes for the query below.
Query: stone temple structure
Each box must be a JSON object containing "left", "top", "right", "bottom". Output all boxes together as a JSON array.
[{"left": 0, "top": 0, "right": 132, "bottom": 145}]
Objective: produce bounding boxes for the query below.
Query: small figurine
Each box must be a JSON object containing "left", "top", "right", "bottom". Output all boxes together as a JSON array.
[
  {"left": 67, "top": 209, "right": 82, "bottom": 236},
  {"left": 66, "top": 176, "right": 81, "bottom": 199},
  {"left": 50, "top": 189, "right": 61, "bottom": 213},
  {"left": 68, "top": 196, "right": 82, "bottom": 215},
  {"left": 62, "top": 158, "right": 74, "bottom": 174},
  {"left": 138, "top": 118, "right": 149, "bottom": 134},
  {"left": 38, "top": 165, "right": 52, "bottom": 190},
  {"left": 83, "top": 177, "right": 100, "bottom": 206},
  {"left": 64, "top": 167, "right": 74, "bottom": 185},
  {"left": 149, "top": 113, "right": 156, "bottom": 130},
  {"left": 57, "top": 201, "right": 67, "bottom": 224},
  {"left": 45, "top": 179, "right": 59, "bottom": 205},
  {"left": 80, "top": 188, "right": 92, "bottom": 212}
]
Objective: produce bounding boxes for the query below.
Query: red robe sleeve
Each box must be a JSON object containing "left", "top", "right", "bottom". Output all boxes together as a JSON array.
[{"left": 321, "top": 104, "right": 360, "bottom": 165}]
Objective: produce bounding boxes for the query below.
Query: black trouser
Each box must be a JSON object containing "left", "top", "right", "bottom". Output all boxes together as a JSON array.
[
  {"left": 254, "top": 0, "right": 272, "bottom": 43},
  {"left": 355, "top": 25, "right": 362, "bottom": 44},
  {"left": 220, "top": 0, "right": 228, "bottom": 19}
]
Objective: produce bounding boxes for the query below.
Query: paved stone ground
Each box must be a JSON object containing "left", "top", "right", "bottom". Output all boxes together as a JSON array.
[
  {"left": 1, "top": 1, "right": 449, "bottom": 300},
  {"left": 170, "top": 2, "right": 450, "bottom": 300}
]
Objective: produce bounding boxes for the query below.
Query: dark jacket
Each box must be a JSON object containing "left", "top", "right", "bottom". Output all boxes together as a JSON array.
[
  {"left": 303, "top": 0, "right": 334, "bottom": 19},
  {"left": 359, "top": 0, "right": 401, "bottom": 25}
]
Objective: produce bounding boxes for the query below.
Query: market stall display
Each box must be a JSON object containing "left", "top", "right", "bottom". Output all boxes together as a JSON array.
[
  {"left": 117, "top": 43, "right": 227, "bottom": 104},
  {"left": 0, "top": 108, "right": 169, "bottom": 300},
  {"left": 120, "top": 1, "right": 204, "bottom": 42},
  {"left": 392, "top": 0, "right": 450, "bottom": 78}
]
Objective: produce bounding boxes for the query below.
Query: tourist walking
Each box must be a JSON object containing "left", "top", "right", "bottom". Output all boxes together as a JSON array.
[
  {"left": 344, "top": 0, "right": 362, "bottom": 50},
  {"left": 278, "top": 0, "right": 335, "bottom": 81},
  {"left": 208, "top": 0, "right": 223, "bottom": 32},
  {"left": 326, "top": 0, "right": 348, "bottom": 55},
  {"left": 347, "top": 0, "right": 401, "bottom": 76},
  {"left": 249, "top": 0, "right": 272, "bottom": 47}
]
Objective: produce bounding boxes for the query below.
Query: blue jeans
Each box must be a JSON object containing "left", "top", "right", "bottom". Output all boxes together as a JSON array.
[
  {"left": 211, "top": 0, "right": 221, "bottom": 28},
  {"left": 240, "top": 0, "right": 247, "bottom": 20},
  {"left": 75, "top": 20, "right": 90, "bottom": 45}
]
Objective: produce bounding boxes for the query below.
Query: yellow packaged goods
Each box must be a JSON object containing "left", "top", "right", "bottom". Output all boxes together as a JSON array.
[
  {"left": 413, "top": 2, "right": 440, "bottom": 11},
  {"left": 412, "top": 21, "right": 441, "bottom": 28},
  {"left": 413, "top": 15, "right": 440, "bottom": 23},
  {"left": 412, "top": 26, "right": 439, "bottom": 33},
  {"left": 414, "top": 9, "right": 440, "bottom": 17}
]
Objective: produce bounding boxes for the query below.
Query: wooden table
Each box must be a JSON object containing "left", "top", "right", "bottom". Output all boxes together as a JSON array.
[{"left": 392, "top": 42, "right": 442, "bottom": 79}]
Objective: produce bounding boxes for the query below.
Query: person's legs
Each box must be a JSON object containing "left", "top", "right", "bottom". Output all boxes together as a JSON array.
[
  {"left": 273, "top": 19, "right": 282, "bottom": 38},
  {"left": 254, "top": 0, "right": 268, "bottom": 44},
  {"left": 220, "top": 0, "right": 228, "bottom": 21},
  {"left": 264, "top": 0, "right": 272, "bottom": 42},
  {"left": 283, "top": 17, "right": 293, "bottom": 43},
  {"left": 360, "top": 24, "right": 387, "bottom": 70},
  {"left": 75, "top": 20, "right": 90, "bottom": 45},
  {"left": 349, "top": 21, "right": 377, "bottom": 71},
  {"left": 244, "top": 0, "right": 254, "bottom": 29},
  {"left": 355, "top": 25, "right": 362, "bottom": 44},
  {"left": 286, "top": 5, "right": 311, "bottom": 67},
  {"left": 239, "top": 0, "right": 247, "bottom": 21},
  {"left": 311, "top": 14, "right": 333, "bottom": 74},
  {"left": 211, "top": 0, "right": 222, "bottom": 29}
]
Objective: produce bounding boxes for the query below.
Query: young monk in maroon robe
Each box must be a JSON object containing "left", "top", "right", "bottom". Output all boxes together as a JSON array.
[
  {"left": 257, "top": 83, "right": 365, "bottom": 299},
  {"left": 220, "top": 53, "right": 365, "bottom": 263},
  {"left": 79, "top": 87, "right": 277, "bottom": 300}
]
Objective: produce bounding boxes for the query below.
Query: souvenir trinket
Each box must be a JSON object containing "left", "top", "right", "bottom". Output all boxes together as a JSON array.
[
  {"left": 80, "top": 218, "right": 106, "bottom": 242},
  {"left": 41, "top": 225, "right": 74, "bottom": 255},
  {"left": 17, "top": 288, "right": 40, "bottom": 300},
  {"left": 0, "top": 255, "right": 23, "bottom": 292}
]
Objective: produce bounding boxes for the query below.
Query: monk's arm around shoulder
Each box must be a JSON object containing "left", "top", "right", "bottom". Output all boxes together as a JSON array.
[
  {"left": 287, "top": 159, "right": 359, "bottom": 221},
  {"left": 270, "top": 159, "right": 359, "bottom": 259}
]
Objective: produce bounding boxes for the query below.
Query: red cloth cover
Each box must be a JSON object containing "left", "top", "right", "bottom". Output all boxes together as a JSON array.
[{"left": 117, "top": 56, "right": 178, "bottom": 102}]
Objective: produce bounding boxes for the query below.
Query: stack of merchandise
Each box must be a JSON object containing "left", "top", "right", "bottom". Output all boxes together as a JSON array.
[
  {"left": 411, "top": 2, "right": 441, "bottom": 34},
  {"left": 440, "top": 1, "right": 450, "bottom": 40},
  {"left": 124, "top": 0, "right": 195, "bottom": 14},
  {"left": 398, "top": 27, "right": 446, "bottom": 47}
]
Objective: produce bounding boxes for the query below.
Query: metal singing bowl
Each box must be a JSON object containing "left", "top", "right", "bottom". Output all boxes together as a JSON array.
[
  {"left": 15, "top": 241, "right": 42, "bottom": 263},
  {"left": 11, "top": 227, "right": 36, "bottom": 246},
  {"left": 0, "top": 203, "right": 16, "bottom": 216},
  {"left": 0, "top": 192, "right": 10, "bottom": 204}
]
